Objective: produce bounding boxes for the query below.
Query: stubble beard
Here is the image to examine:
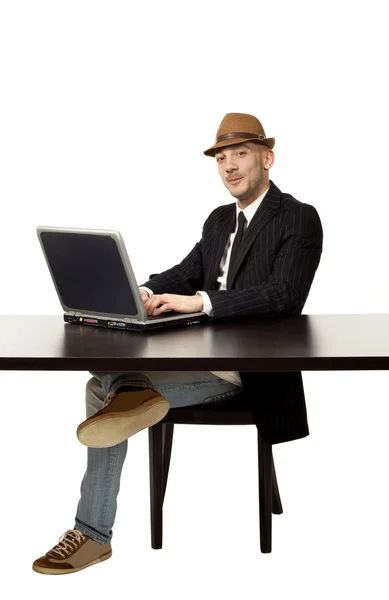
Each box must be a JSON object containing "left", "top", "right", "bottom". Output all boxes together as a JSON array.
[{"left": 226, "top": 173, "right": 263, "bottom": 203}]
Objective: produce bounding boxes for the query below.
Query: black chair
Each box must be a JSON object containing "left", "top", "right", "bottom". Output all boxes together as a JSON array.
[{"left": 148, "top": 397, "right": 283, "bottom": 553}]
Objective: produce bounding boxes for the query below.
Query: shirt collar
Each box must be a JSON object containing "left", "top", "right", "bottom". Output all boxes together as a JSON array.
[{"left": 235, "top": 186, "right": 270, "bottom": 226}]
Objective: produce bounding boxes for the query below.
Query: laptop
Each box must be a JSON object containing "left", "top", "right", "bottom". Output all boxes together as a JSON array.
[{"left": 36, "top": 226, "right": 207, "bottom": 332}]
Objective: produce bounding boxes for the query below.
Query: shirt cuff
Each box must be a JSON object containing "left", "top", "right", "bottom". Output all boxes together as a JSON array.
[
  {"left": 139, "top": 286, "right": 154, "bottom": 297},
  {"left": 196, "top": 291, "right": 214, "bottom": 316}
]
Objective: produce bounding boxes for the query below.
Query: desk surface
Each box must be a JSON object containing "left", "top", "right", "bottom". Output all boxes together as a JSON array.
[{"left": 1, "top": 314, "right": 389, "bottom": 371}]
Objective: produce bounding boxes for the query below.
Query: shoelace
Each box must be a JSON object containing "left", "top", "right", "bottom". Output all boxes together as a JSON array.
[{"left": 47, "top": 529, "right": 87, "bottom": 559}]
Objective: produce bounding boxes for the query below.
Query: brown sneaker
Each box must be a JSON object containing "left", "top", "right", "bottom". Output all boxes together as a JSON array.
[
  {"left": 77, "top": 387, "right": 170, "bottom": 448},
  {"left": 32, "top": 529, "right": 112, "bottom": 575}
]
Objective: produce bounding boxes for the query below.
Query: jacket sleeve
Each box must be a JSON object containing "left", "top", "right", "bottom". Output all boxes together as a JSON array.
[
  {"left": 140, "top": 239, "right": 204, "bottom": 295},
  {"left": 207, "top": 203, "right": 323, "bottom": 319}
]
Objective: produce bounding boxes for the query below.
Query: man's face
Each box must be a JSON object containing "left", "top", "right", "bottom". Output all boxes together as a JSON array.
[{"left": 215, "top": 142, "right": 272, "bottom": 207}]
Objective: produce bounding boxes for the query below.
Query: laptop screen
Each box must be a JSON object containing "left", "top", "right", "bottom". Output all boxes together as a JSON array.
[{"left": 40, "top": 231, "right": 138, "bottom": 316}]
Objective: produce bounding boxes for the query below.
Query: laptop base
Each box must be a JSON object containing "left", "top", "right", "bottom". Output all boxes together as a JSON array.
[{"left": 64, "top": 313, "right": 207, "bottom": 332}]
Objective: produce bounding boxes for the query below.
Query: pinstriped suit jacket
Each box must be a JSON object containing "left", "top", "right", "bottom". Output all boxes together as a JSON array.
[{"left": 142, "top": 180, "right": 323, "bottom": 444}]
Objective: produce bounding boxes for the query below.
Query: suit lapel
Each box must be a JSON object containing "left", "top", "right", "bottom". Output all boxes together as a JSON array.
[
  {"left": 228, "top": 180, "right": 281, "bottom": 288},
  {"left": 206, "top": 205, "right": 235, "bottom": 288}
]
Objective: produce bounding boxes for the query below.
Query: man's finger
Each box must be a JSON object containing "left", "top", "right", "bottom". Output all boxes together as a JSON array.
[
  {"left": 146, "top": 297, "right": 169, "bottom": 315},
  {"left": 153, "top": 303, "right": 173, "bottom": 316},
  {"left": 145, "top": 295, "right": 163, "bottom": 310}
]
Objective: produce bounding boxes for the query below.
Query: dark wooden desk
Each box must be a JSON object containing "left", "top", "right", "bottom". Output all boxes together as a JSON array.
[
  {"left": 1, "top": 314, "right": 389, "bottom": 371},
  {"left": 1, "top": 314, "right": 388, "bottom": 554}
]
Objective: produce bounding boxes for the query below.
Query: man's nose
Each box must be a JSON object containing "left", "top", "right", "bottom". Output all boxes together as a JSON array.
[{"left": 225, "top": 157, "right": 238, "bottom": 172}]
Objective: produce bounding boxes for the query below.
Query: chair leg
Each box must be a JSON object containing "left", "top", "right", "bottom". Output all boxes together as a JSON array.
[
  {"left": 272, "top": 456, "right": 283, "bottom": 515},
  {"left": 257, "top": 432, "right": 273, "bottom": 553},
  {"left": 162, "top": 424, "right": 174, "bottom": 501},
  {"left": 149, "top": 423, "right": 164, "bottom": 549}
]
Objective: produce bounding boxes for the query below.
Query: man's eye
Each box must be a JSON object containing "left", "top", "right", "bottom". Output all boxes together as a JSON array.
[
  {"left": 216, "top": 157, "right": 224, "bottom": 162},
  {"left": 237, "top": 151, "right": 246, "bottom": 156}
]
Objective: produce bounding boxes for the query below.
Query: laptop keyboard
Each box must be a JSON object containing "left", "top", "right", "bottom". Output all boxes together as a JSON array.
[{"left": 147, "top": 311, "right": 181, "bottom": 320}]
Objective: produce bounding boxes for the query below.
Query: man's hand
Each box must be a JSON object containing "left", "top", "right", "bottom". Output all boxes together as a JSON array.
[
  {"left": 140, "top": 289, "right": 150, "bottom": 304},
  {"left": 144, "top": 293, "right": 204, "bottom": 316}
]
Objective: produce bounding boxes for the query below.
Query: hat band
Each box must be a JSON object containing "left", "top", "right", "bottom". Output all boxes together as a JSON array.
[{"left": 216, "top": 131, "right": 266, "bottom": 143}]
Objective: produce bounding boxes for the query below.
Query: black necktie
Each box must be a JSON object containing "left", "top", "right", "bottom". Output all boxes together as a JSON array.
[{"left": 227, "top": 211, "right": 247, "bottom": 289}]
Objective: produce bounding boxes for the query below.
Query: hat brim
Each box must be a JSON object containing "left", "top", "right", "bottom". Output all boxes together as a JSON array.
[{"left": 203, "top": 137, "right": 275, "bottom": 157}]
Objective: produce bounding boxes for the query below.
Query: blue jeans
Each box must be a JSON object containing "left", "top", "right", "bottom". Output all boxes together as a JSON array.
[{"left": 75, "top": 371, "right": 243, "bottom": 544}]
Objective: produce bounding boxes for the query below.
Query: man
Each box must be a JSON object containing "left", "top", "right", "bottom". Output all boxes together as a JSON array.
[{"left": 33, "top": 113, "right": 323, "bottom": 574}]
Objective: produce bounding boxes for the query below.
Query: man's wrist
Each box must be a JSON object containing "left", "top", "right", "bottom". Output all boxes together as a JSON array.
[
  {"left": 195, "top": 292, "right": 204, "bottom": 311},
  {"left": 196, "top": 291, "right": 213, "bottom": 316},
  {"left": 139, "top": 286, "right": 154, "bottom": 297}
]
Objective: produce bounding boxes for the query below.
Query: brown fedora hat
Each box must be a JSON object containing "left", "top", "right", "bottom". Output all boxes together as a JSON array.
[{"left": 203, "top": 113, "right": 275, "bottom": 157}]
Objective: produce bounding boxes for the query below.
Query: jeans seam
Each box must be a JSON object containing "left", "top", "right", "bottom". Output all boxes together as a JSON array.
[
  {"left": 202, "top": 388, "right": 243, "bottom": 403},
  {"left": 98, "top": 445, "right": 121, "bottom": 531},
  {"left": 157, "top": 380, "right": 230, "bottom": 392},
  {"left": 111, "top": 379, "right": 152, "bottom": 394}
]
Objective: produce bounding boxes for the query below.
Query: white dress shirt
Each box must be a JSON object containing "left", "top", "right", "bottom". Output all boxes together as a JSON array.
[{"left": 140, "top": 186, "right": 270, "bottom": 388}]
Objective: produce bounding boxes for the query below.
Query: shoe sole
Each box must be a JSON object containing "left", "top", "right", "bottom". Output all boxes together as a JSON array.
[
  {"left": 77, "top": 397, "right": 170, "bottom": 448},
  {"left": 32, "top": 550, "right": 112, "bottom": 575}
]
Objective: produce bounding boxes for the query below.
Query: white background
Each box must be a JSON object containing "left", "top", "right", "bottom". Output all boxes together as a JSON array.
[{"left": 1, "top": 0, "right": 389, "bottom": 598}]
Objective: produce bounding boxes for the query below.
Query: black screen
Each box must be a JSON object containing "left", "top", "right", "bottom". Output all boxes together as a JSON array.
[{"left": 40, "top": 232, "right": 138, "bottom": 316}]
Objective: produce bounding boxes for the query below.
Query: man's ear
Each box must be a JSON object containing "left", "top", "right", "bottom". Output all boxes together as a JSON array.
[{"left": 263, "top": 149, "right": 275, "bottom": 170}]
